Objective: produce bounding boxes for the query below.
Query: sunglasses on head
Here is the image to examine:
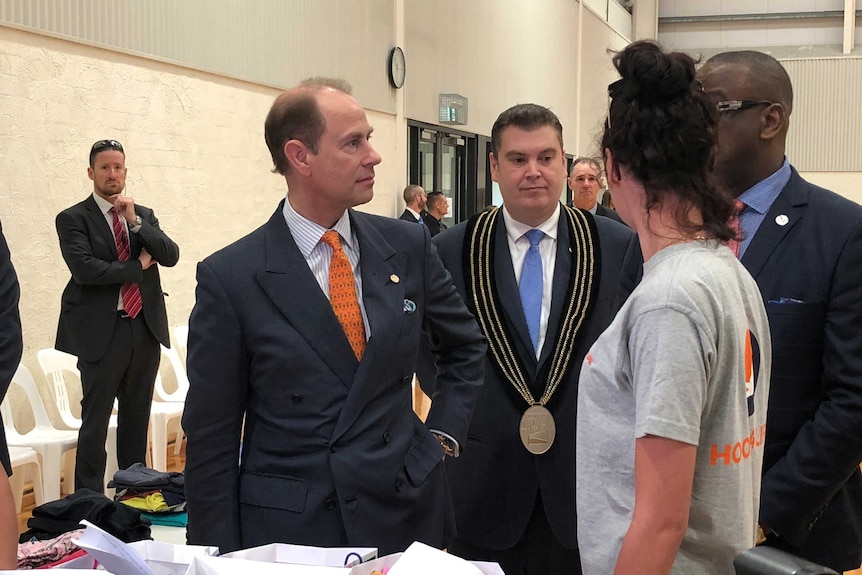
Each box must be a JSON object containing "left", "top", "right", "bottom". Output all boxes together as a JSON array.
[{"left": 90, "top": 139, "right": 124, "bottom": 154}]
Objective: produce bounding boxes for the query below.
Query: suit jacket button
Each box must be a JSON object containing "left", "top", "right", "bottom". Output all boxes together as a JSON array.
[
  {"left": 291, "top": 394, "right": 303, "bottom": 403},
  {"left": 402, "top": 376, "right": 412, "bottom": 385},
  {"left": 325, "top": 498, "right": 336, "bottom": 510},
  {"left": 395, "top": 479, "right": 404, "bottom": 492},
  {"left": 383, "top": 432, "right": 391, "bottom": 443},
  {"left": 330, "top": 445, "right": 338, "bottom": 453}
]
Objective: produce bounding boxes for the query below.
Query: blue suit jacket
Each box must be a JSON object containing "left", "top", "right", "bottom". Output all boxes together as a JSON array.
[
  {"left": 183, "top": 203, "right": 486, "bottom": 555},
  {"left": 419, "top": 205, "right": 638, "bottom": 549},
  {"left": 743, "top": 169, "right": 862, "bottom": 571}
]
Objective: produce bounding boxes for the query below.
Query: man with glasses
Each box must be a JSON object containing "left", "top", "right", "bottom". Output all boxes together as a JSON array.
[
  {"left": 699, "top": 51, "right": 862, "bottom": 572},
  {"left": 55, "top": 139, "right": 179, "bottom": 492}
]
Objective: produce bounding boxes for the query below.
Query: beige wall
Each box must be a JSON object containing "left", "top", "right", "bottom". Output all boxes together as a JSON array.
[
  {"left": 404, "top": 0, "right": 630, "bottom": 160},
  {"left": 0, "top": 25, "right": 402, "bottom": 399},
  {"left": 800, "top": 172, "right": 862, "bottom": 205}
]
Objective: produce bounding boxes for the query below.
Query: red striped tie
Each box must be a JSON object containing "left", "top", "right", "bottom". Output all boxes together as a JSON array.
[
  {"left": 320, "top": 230, "right": 365, "bottom": 361},
  {"left": 111, "top": 208, "right": 143, "bottom": 318}
]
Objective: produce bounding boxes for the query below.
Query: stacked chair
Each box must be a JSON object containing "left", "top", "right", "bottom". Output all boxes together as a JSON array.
[{"left": 2, "top": 364, "right": 78, "bottom": 501}]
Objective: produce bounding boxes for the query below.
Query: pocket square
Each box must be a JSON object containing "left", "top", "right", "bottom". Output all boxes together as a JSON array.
[
  {"left": 767, "top": 297, "right": 805, "bottom": 304},
  {"left": 403, "top": 299, "right": 417, "bottom": 314}
]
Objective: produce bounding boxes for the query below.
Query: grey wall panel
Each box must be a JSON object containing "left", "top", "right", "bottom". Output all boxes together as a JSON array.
[
  {"left": 0, "top": 0, "right": 396, "bottom": 112},
  {"left": 783, "top": 57, "right": 862, "bottom": 171}
]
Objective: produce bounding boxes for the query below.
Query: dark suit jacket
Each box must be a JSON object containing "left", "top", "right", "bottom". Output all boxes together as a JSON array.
[
  {"left": 742, "top": 169, "right": 862, "bottom": 571},
  {"left": 595, "top": 203, "right": 624, "bottom": 224},
  {"left": 0, "top": 219, "right": 23, "bottom": 476},
  {"left": 183, "top": 203, "right": 486, "bottom": 555},
  {"left": 399, "top": 209, "right": 420, "bottom": 223},
  {"left": 54, "top": 195, "right": 179, "bottom": 361},
  {"left": 423, "top": 213, "right": 447, "bottom": 237},
  {"left": 420, "top": 205, "right": 637, "bottom": 550}
]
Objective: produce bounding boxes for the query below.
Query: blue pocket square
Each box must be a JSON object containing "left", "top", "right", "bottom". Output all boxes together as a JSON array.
[
  {"left": 767, "top": 297, "right": 805, "bottom": 304},
  {"left": 403, "top": 299, "right": 416, "bottom": 314}
]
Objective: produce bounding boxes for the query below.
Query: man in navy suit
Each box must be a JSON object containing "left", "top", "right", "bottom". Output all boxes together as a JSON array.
[
  {"left": 182, "top": 78, "right": 486, "bottom": 555},
  {"left": 567, "top": 157, "right": 624, "bottom": 224},
  {"left": 55, "top": 140, "right": 179, "bottom": 492},
  {"left": 418, "top": 104, "right": 637, "bottom": 574},
  {"left": 0, "top": 219, "right": 23, "bottom": 569},
  {"left": 399, "top": 184, "right": 426, "bottom": 223},
  {"left": 700, "top": 51, "right": 862, "bottom": 572}
]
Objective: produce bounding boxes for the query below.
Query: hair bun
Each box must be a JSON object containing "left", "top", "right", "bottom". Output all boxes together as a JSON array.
[{"left": 611, "top": 41, "right": 697, "bottom": 104}]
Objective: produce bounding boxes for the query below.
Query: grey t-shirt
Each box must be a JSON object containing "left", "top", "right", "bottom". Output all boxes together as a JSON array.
[{"left": 576, "top": 240, "right": 771, "bottom": 575}]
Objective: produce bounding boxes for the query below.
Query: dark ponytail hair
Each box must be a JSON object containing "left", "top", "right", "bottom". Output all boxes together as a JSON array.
[{"left": 602, "top": 40, "right": 735, "bottom": 241}]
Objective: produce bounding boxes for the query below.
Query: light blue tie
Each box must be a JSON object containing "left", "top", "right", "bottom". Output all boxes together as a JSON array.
[{"left": 519, "top": 229, "right": 544, "bottom": 352}]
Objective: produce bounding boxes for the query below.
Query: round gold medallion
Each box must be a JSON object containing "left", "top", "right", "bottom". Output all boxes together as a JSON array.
[{"left": 519, "top": 404, "right": 556, "bottom": 454}]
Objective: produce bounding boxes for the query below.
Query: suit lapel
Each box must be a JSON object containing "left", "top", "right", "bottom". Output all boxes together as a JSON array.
[
  {"left": 741, "top": 174, "right": 808, "bottom": 279},
  {"left": 332, "top": 211, "right": 405, "bottom": 443},
  {"left": 84, "top": 196, "right": 118, "bottom": 258},
  {"left": 538, "top": 214, "right": 571, "bottom": 367},
  {"left": 254, "top": 205, "right": 359, "bottom": 389}
]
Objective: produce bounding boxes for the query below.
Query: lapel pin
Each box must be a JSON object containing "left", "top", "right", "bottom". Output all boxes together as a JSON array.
[
  {"left": 775, "top": 214, "right": 789, "bottom": 226},
  {"left": 403, "top": 299, "right": 416, "bottom": 313},
  {"left": 390, "top": 274, "right": 400, "bottom": 284}
]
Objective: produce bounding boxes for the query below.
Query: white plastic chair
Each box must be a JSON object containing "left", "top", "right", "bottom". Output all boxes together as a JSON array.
[
  {"left": 173, "top": 325, "right": 188, "bottom": 361},
  {"left": 157, "top": 344, "right": 189, "bottom": 455},
  {"left": 8, "top": 445, "right": 44, "bottom": 513},
  {"left": 148, "top": 361, "right": 184, "bottom": 472},
  {"left": 2, "top": 364, "right": 78, "bottom": 501},
  {"left": 36, "top": 348, "right": 119, "bottom": 494}
]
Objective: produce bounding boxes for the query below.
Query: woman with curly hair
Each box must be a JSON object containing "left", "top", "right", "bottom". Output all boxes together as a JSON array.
[{"left": 575, "top": 40, "right": 772, "bottom": 575}]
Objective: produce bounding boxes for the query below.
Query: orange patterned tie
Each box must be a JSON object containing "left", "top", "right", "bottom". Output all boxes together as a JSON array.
[
  {"left": 320, "top": 230, "right": 366, "bottom": 361},
  {"left": 728, "top": 199, "right": 745, "bottom": 258}
]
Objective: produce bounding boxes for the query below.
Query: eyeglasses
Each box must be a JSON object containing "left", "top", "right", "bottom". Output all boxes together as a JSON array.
[
  {"left": 716, "top": 100, "right": 774, "bottom": 113},
  {"left": 90, "top": 139, "right": 124, "bottom": 154}
]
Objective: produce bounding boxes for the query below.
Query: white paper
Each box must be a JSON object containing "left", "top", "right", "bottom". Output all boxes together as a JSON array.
[
  {"left": 72, "top": 520, "right": 155, "bottom": 575},
  {"left": 386, "top": 542, "right": 483, "bottom": 575},
  {"left": 128, "top": 540, "right": 219, "bottom": 575}
]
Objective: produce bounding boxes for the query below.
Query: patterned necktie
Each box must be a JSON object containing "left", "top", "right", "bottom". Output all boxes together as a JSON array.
[
  {"left": 728, "top": 199, "right": 745, "bottom": 258},
  {"left": 320, "top": 230, "right": 366, "bottom": 361},
  {"left": 519, "top": 229, "right": 544, "bottom": 352},
  {"left": 110, "top": 208, "right": 143, "bottom": 318}
]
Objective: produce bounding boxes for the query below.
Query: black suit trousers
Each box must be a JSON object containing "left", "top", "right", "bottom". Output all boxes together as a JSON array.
[{"left": 75, "top": 314, "right": 159, "bottom": 492}]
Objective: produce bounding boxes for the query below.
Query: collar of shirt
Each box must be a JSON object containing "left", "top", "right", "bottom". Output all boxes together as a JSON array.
[
  {"left": 587, "top": 203, "right": 598, "bottom": 215},
  {"left": 502, "top": 203, "right": 560, "bottom": 245},
  {"left": 282, "top": 195, "right": 356, "bottom": 258},
  {"left": 738, "top": 157, "right": 791, "bottom": 217},
  {"left": 92, "top": 192, "right": 115, "bottom": 216},
  {"left": 406, "top": 207, "right": 422, "bottom": 221}
]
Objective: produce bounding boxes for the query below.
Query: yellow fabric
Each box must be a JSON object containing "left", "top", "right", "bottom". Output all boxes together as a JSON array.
[{"left": 121, "top": 492, "right": 169, "bottom": 512}]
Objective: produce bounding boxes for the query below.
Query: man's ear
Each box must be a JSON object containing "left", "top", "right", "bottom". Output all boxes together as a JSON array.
[
  {"left": 760, "top": 103, "right": 786, "bottom": 142},
  {"left": 284, "top": 139, "right": 312, "bottom": 176},
  {"left": 87, "top": 167, "right": 95, "bottom": 182},
  {"left": 489, "top": 152, "right": 500, "bottom": 183}
]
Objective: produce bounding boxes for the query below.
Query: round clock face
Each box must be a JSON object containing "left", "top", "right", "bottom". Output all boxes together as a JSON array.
[{"left": 389, "top": 46, "right": 406, "bottom": 89}]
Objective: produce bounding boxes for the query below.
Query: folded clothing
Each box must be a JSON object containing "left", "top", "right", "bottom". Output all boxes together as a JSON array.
[
  {"left": 18, "top": 529, "right": 85, "bottom": 569},
  {"left": 108, "top": 462, "right": 185, "bottom": 497},
  {"left": 19, "top": 488, "right": 151, "bottom": 544}
]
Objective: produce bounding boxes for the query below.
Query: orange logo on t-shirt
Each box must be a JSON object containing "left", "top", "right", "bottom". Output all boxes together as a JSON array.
[{"left": 585, "top": 353, "right": 593, "bottom": 366}]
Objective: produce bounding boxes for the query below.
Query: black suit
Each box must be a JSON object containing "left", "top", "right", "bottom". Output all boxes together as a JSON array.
[
  {"left": 595, "top": 203, "right": 624, "bottom": 224},
  {"left": 419, "top": 205, "right": 637, "bottom": 573},
  {"left": 740, "top": 169, "right": 862, "bottom": 571},
  {"left": 55, "top": 195, "right": 178, "bottom": 491},
  {"left": 183, "top": 204, "right": 486, "bottom": 554},
  {"left": 399, "top": 209, "right": 421, "bottom": 223},
  {"left": 0, "top": 219, "right": 23, "bottom": 477},
  {"left": 423, "top": 213, "right": 447, "bottom": 237}
]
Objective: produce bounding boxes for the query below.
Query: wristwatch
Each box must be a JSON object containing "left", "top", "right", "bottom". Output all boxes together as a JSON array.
[
  {"left": 134, "top": 215, "right": 143, "bottom": 227},
  {"left": 432, "top": 432, "right": 460, "bottom": 458}
]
